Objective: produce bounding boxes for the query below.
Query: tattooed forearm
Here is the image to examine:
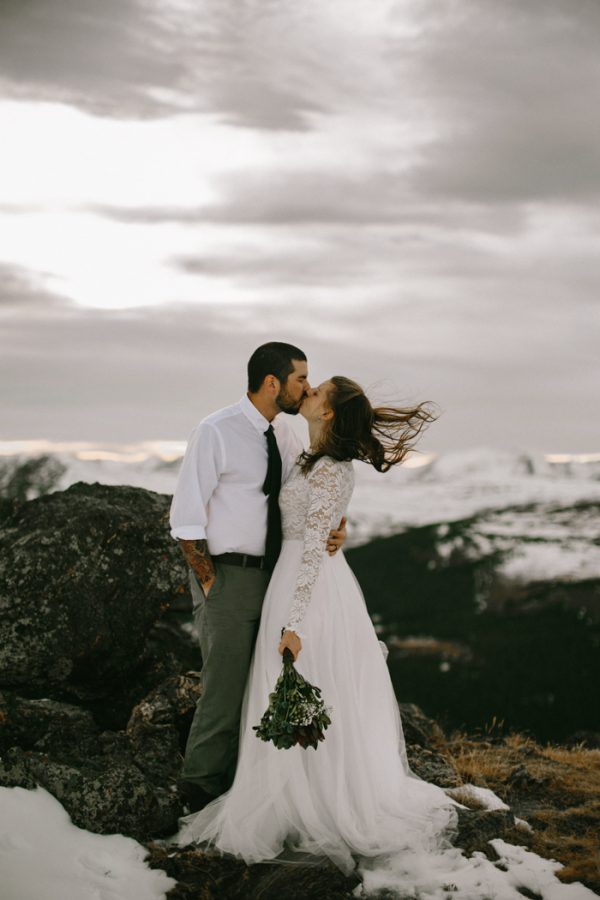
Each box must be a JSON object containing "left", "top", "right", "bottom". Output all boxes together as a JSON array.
[{"left": 178, "top": 539, "right": 215, "bottom": 589}]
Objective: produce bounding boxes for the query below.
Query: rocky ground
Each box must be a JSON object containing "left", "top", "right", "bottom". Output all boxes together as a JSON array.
[{"left": 0, "top": 481, "right": 598, "bottom": 897}]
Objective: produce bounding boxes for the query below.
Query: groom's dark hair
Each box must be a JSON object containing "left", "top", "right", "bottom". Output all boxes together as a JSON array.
[{"left": 247, "top": 342, "right": 307, "bottom": 392}]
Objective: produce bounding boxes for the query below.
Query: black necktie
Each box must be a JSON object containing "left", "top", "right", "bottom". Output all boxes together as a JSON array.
[{"left": 262, "top": 424, "right": 282, "bottom": 572}]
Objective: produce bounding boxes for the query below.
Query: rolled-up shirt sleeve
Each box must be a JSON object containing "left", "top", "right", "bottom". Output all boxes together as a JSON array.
[{"left": 169, "top": 422, "right": 225, "bottom": 540}]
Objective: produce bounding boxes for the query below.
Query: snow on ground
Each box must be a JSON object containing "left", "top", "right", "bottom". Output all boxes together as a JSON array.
[
  {"left": 496, "top": 540, "right": 600, "bottom": 583},
  {"left": 445, "top": 783, "right": 510, "bottom": 812},
  {"left": 2, "top": 785, "right": 596, "bottom": 899},
  {"left": 354, "top": 781, "right": 599, "bottom": 897},
  {"left": 434, "top": 510, "right": 600, "bottom": 585},
  {"left": 0, "top": 786, "right": 175, "bottom": 900},
  {"left": 356, "top": 838, "right": 598, "bottom": 899},
  {"left": 348, "top": 446, "right": 600, "bottom": 550}
]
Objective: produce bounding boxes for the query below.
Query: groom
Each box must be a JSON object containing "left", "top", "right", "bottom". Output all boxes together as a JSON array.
[{"left": 169, "top": 342, "right": 347, "bottom": 813}]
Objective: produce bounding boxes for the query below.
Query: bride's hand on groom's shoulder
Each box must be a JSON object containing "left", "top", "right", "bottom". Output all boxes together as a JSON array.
[
  {"left": 326, "top": 516, "right": 347, "bottom": 556},
  {"left": 278, "top": 630, "right": 302, "bottom": 660}
]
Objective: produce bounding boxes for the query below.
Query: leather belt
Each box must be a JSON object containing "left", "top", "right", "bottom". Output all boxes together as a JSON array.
[{"left": 212, "top": 552, "right": 266, "bottom": 570}]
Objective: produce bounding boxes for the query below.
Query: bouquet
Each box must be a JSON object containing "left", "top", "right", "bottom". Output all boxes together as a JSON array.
[{"left": 253, "top": 648, "right": 332, "bottom": 750}]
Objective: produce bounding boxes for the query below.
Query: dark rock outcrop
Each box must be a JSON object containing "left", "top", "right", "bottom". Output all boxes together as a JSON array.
[
  {"left": 143, "top": 844, "right": 361, "bottom": 900},
  {"left": 0, "top": 688, "right": 185, "bottom": 840},
  {"left": 0, "top": 482, "right": 200, "bottom": 840},
  {"left": 78, "top": 615, "right": 201, "bottom": 732},
  {"left": 126, "top": 672, "right": 203, "bottom": 783},
  {"left": 0, "top": 691, "right": 99, "bottom": 755},
  {"left": 406, "top": 744, "right": 463, "bottom": 788},
  {"left": 0, "top": 743, "right": 180, "bottom": 840},
  {"left": 398, "top": 701, "right": 463, "bottom": 787},
  {"left": 453, "top": 808, "right": 517, "bottom": 856},
  {"left": 0, "top": 482, "right": 189, "bottom": 694},
  {"left": 0, "top": 675, "right": 462, "bottom": 846}
]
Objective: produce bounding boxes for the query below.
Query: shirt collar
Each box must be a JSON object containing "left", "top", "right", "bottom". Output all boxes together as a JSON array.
[{"left": 240, "top": 393, "right": 272, "bottom": 434}]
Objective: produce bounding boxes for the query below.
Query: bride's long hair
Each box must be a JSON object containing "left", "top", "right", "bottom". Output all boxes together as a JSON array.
[{"left": 299, "top": 376, "right": 439, "bottom": 474}]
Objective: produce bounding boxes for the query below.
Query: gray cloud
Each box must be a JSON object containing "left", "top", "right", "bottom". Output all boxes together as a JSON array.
[
  {"left": 0, "top": 263, "right": 75, "bottom": 310},
  {"left": 405, "top": 0, "right": 600, "bottom": 203},
  {"left": 171, "top": 237, "right": 377, "bottom": 288},
  {"left": 0, "top": 0, "right": 187, "bottom": 119},
  {"left": 86, "top": 185, "right": 528, "bottom": 233},
  {"left": 1, "top": 265, "right": 598, "bottom": 452},
  {"left": 0, "top": 0, "right": 340, "bottom": 128},
  {"left": 3, "top": 0, "right": 598, "bottom": 200},
  {"left": 165, "top": 208, "right": 600, "bottom": 339}
]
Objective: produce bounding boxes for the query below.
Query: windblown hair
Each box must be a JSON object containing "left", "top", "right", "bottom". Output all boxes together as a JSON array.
[
  {"left": 247, "top": 342, "right": 307, "bottom": 393},
  {"left": 299, "top": 376, "right": 439, "bottom": 474}
]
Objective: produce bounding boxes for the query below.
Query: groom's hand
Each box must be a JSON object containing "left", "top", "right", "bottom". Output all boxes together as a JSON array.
[
  {"left": 178, "top": 538, "right": 216, "bottom": 597},
  {"left": 327, "top": 516, "right": 347, "bottom": 556},
  {"left": 200, "top": 575, "right": 216, "bottom": 598}
]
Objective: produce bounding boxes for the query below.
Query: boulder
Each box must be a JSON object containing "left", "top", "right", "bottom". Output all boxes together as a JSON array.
[
  {"left": 407, "top": 744, "right": 463, "bottom": 787},
  {"left": 0, "top": 688, "right": 184, "bottom": 840},
  {"left": 398, "top": 701, "right": 450, "bottom": 749},
  {"left": 127, "top": 672, "right": 203, "bottom": 783},
  {"left": 0, "top": 691, "right": 99, "bottom": 755},
  {"left": 0, "top": 482, "right": 189, "bottom": 694},
  {"left": 399, "top": 702, "right": 463, "bottom": 787},
  {"left": 453, "top": 808, "right": 518, "bottom": 856},
  {"left": 0, "top": 745, "right": 180, "bottom": 840},
  {"left": 73, "top": 616, "right": 201, "bottom": 732}
]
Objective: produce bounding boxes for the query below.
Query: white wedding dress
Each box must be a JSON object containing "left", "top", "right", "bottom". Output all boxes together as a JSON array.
[{"left": 176, "top": 456, "right": 463, "bottom": 875}]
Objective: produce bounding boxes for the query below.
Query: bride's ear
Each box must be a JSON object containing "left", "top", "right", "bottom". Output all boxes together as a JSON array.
[{"left": 321, "top": 409, "right": 334, "bottom": 421}]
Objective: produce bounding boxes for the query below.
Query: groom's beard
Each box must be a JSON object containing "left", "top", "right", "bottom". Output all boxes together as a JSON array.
[{"left": 275, "top": 386, "right": 303, "bottom": 415}]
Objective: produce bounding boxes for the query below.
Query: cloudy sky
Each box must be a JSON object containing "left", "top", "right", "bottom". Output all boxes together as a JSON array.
[{"left": 0, "top": 0, "right": 598, "bottom": 453}]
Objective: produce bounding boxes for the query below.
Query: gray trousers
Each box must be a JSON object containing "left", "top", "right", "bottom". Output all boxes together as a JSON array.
[{"left": 181, "top": 561, "right": 270, "bottom": 796}]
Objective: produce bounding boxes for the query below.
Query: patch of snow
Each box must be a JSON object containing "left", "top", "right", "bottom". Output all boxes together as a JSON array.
[
  {"left": 498, "top": 541, "right": 600, "bottom": 583},
  {"left": 355, "top": 837, "right": 598, "bottom": 899},
  {"left": 513, "top": 817, "right": 534, "bottom": 833},
  {"left": 446, "top": 783, "right": 510, "bottom": 811},
  {"left": 489, "top": 838, "right": 597, "bottom": 899},
  {"left": 0, "top": 785, "right": 175, "bottom": 900}
]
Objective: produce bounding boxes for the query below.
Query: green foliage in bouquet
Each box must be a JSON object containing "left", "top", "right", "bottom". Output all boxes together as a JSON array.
[{"left": 253, "top": 648, "right": 332, "bottom": 750}]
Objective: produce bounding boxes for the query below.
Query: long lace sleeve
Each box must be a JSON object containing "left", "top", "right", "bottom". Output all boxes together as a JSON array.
[{"left": 284, "top": 458, "right": 346, "bottom": 638}]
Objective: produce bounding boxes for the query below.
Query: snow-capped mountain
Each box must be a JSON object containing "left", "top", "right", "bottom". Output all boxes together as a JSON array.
[{"left": 2, "top": 441, "right": 599, "bottom": 584}]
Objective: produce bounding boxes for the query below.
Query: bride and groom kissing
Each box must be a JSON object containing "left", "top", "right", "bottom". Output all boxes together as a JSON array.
[{"left": 168, "top": 341, "right": 462, "bottom": 874}]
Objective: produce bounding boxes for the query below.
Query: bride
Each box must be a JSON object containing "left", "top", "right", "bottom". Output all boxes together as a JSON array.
[{"left": 175, "top": 376, "right": 463, "bottom": 875}]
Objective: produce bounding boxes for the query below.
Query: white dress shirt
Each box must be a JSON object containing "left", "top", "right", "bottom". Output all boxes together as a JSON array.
[{"left": 169, "top": 394, "right": 304, "bottom": 556}]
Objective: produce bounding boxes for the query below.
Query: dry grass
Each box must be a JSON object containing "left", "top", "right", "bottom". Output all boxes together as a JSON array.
[{"left": 445, "top": 725, "right": 600, "bottom": 893}]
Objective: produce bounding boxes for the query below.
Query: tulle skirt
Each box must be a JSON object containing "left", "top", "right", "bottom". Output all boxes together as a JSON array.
[{"left": 175, "top": 540, "right": 462, "bottom": 875}]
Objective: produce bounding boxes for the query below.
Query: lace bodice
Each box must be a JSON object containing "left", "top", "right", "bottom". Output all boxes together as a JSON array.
[{"left": 279, "top": 456, "right": 354, "bottom": 637}]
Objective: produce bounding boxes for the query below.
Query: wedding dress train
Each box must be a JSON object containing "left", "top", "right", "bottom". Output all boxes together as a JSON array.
[{"left": 176, "top": 456, "right": 462, "bottom": 875}]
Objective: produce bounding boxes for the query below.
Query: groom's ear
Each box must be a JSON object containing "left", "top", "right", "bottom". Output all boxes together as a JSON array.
[{"left": 264, "top": 374, "right": 280, "bottom": 394}]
